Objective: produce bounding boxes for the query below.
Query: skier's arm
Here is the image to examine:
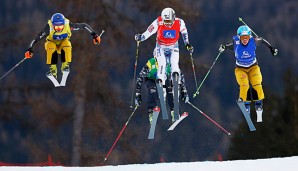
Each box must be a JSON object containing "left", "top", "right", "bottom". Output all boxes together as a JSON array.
[
  {"left": 255, "top": 37, "right": 278, "bottom": 56},
  {"left": 70, "top": 22, "right": 101, "bottom": 44},
  {"left": 28, "top": 24, "right": 50, "bottom": 51},
  {"left": 135, "top": 19, "right": 158, "bottom": 42},
  {"left": 179, "top": 19, "right": 193, "bottom": 53},
  {"left": 219, "top": 42, "right": 233, "bottom": 53},
  {"left": 179, "top": 19, "right": 189, "bottom": 45},
  {"left": 24, "top": 24, "right": 49, "bottom": 58}
]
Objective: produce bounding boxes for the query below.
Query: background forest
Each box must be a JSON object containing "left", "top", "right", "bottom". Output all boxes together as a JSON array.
[{"left": 0, "top": 0, "right": 297, "bottom": 166}]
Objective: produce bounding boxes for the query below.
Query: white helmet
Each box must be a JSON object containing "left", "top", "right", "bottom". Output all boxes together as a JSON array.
[{"left": 161, "top": 7, "right": 176, "bottom": 27}]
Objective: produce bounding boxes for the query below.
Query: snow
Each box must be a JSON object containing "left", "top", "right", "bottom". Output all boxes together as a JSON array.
[{"left": 1, "top": 156, "right": 297, "bottom": 171}]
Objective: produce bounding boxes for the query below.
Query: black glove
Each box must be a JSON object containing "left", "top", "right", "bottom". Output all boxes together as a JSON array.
[
  {"left": 269, "top": 46, "right": 278, "bottom": 56},
  {"left": 135, "top": 92, "right": 142, "bottom": 106},
  {"left": 219, "top": 44, "right": 226, "bottom": 53},
  {"left": 135, "top": 34, "right": 143, "bottom": 41},
  {"left": 181, "top": 90, "right": 189, "bottom": 103},
  {"left": 185, "top": 43, "right": 194, "bottom": 53}
]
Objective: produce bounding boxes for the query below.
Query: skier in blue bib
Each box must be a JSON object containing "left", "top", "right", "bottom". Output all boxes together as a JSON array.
[{"left": 218, "top": 25, "right": 278, "bottom": 122}]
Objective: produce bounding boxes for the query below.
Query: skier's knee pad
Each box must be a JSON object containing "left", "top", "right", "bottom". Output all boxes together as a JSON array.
[{"left": 252, "top": 84, "right": 265, "bottom": 100}]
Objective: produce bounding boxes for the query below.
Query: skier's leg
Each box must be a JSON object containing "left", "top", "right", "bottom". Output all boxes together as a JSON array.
[
  {"left": 249, "top": 65, "right": 264, "bottom": 100},
  {"left": 45, "top": 41, "right": 58, "bottom": 78},
  {"left": 146, "top": 80, "right": 158, "bottom": 125},
  {"left": 155, "top": 45, "right": 166, "bottom": 85},
  {"left": 249, "top": 65, "right": 264, "bottom": 122},
  {"left": 166, "top": 79, "right": 175, "bottom": 122},
  {"left": 60, "top": 39, "right": 72, "bottom": 71},
  {"left": 235, "top": 67, "right": 250, "bottom": 101}
]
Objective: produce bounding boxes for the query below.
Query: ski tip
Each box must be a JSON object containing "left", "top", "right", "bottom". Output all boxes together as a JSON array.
[
  {"left": 182, "top": 112, "right": 188, "bottom": 116},
  {"left": 153, "top": 106, "right": 160, "bottom": 112},
  {"left": 238, "top": 17, "right": 242, "bottom": 21},
  {"left": 228, "top": 133, "right": 231, "bottom": 136}
]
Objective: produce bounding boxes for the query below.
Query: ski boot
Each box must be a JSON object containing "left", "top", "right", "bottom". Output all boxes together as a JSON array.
[
  {"left": 148, "top": 109, "right": 153, "bottom": 125},
  {"left": 60, "top": 62, "right": 70, "bottom": 86},
  {"left": 46, "top": 65, "right": 60, "bottom": 87},
  {"left": 46, "top": 64, "right": 58, "bottom": 78},
  {"left": 171, "top": 110, "right": 180, "bottom": 123},
  {"left": 255, "top": 100, "right": 263, "bottom": 122},
  {"left": 244, "top": 101, "right": 251, "bottom": 116}
]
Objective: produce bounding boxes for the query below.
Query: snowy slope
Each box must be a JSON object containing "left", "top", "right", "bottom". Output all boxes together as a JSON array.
[{"left": 0, "top": 156, "right": 297, "bottom": 171}]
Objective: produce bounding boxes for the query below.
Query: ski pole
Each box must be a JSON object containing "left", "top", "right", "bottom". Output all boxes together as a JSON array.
[
  {"left": 238, "top": 17, "right": 259, "bottom": 37},
  {"left": 130, "top": 41, "right": 140, "bottom": 109},
  {"left": 193, "top": 52, "right": 222, "bottom": 98},
  {"left": 189, "top": 52, "right": 198, "bottom": 90},
  {"left": 104, "top": 105, "right": 138, "bottom": 162},
  {"left": 188, "top": 102, "right": 231, "bottom": 135},
  {"left": 99, "top": 30, "right": 105, "bottom": 37},
  {"left": 0, "top": 57, "right": 27, "bottom": 81}
]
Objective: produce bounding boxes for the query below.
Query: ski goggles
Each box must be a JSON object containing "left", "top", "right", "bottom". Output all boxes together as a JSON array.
[
  {"left": 54, "top": 25, "right": 64, "bottom": 32},
  {"left": 240, "top": 35, "right": 250, "bottom": 41},
  {"left": 163, "top": 19, "right": 173, "bottom": 26}
]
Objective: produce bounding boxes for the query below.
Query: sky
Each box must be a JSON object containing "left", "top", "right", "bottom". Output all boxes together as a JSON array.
[{"left": 0, "top": 156, "right": 297, "bottom": 171}]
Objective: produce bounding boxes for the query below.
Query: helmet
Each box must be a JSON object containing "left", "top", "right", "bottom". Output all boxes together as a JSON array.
[
  {"left": 237, "top": 25, "right": 251, "bottom": 36},
  {"left": 161, "top": 8, "right": 176, "bottom": 27},
  {"left": 51, "top": 13, "right": 65, "bottom": 26}
]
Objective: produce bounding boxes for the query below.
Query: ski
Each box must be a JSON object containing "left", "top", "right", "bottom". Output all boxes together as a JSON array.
[
  {"left": 236, "top": 100, "right": 256, "bottom": 131},
  {"left": 60, "top": 70, "right": 70, "bottom": 86},
  {"left": 148, "top": 107, "right": 160, "bottom": 139},
  {"left": 47, "top": 74, "right": 60, "bottom": 87},
  {"left": 172, "top": 72, "right": 179, "bottom": 120},
  {"left": 156, "top": 80, "right": 168, "bottom": 120},
  {"left": 168, "top": 112, "right": 188, "bottom": 131}
]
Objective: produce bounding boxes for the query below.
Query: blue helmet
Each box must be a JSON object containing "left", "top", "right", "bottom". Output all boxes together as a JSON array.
[
  {"left": 51, "top": 13, "right": 65, "bottom": 26},
  {"left": 237, "top": 25, "right": 251, "bottom": 36}
]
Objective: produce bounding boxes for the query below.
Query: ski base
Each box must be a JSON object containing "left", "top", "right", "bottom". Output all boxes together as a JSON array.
[
  {"left": 256, "top": 109, "right": 263, "bottom": 122},
  {"left": 60, "top": 70, "right": 70, "bottom": 86},
  {"left": 168, "top": 112, "right": 188, "bottom": 131},
  {"left": 156, "top": 80, "right": 168, "bottom": 120},
  {"left": 236, "top": 100, "right": 256, "bottom": 131},
  {"left": 47, "top": 74, "right": 60, "bottom": 87},
  {"left": 148, "top": 107, "right": 160, "bottom": 139}
]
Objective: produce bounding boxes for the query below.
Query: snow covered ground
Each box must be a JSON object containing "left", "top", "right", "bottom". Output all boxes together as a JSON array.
[{"left": 0, "top": 156, "right": 297, "bottom": 171}]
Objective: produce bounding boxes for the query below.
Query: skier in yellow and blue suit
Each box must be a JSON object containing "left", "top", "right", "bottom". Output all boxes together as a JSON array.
[
  {"left": 24, "top": 13, "right": 102, "bottom": 86},
  {"left": 219, "top": 25, "right": 278, "bottom": 122}
]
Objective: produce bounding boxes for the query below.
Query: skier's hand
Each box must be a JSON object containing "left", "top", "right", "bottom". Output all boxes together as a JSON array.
[
  {"left": 269, "top": 46, "right": 278, "bottom": 56},
  {"left": 135, "top": 34, "right": 143, "bottom": 42},
  {"left": 93, "top": 34, "right": 101, "bottom": 45},
  {"left": 25, "top": 48, "right": 33, "bottom": 58},
  {"left": 135, "top": 92, "right": 142, "bottom": 106},
  {"left": 185, "top": 44, "right": 194, "bottom": 53},
  {"left": 219, "top": 44, "right": 226, "bottom": 53},
  {"left": 181, "top": 90, "right": 189, "bottom": 103}
]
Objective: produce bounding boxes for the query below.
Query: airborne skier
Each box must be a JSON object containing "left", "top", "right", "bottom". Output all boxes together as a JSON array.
[
  {"left": 219, "top": 25, "right": 278, "bottom": 123},
  {"left": 134, "top": 7, "right": 193, "bottom": 120},
  {"left": 134, "top": 57, "right": 189, "bottom": 125},
  {"left": 24, "top": 13, "right": 102, "bottom": 87}
]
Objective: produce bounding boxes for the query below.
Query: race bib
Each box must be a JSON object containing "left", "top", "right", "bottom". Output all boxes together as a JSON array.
[{"left": 163, "top": 30, "right": 176, "bottom": 39}]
